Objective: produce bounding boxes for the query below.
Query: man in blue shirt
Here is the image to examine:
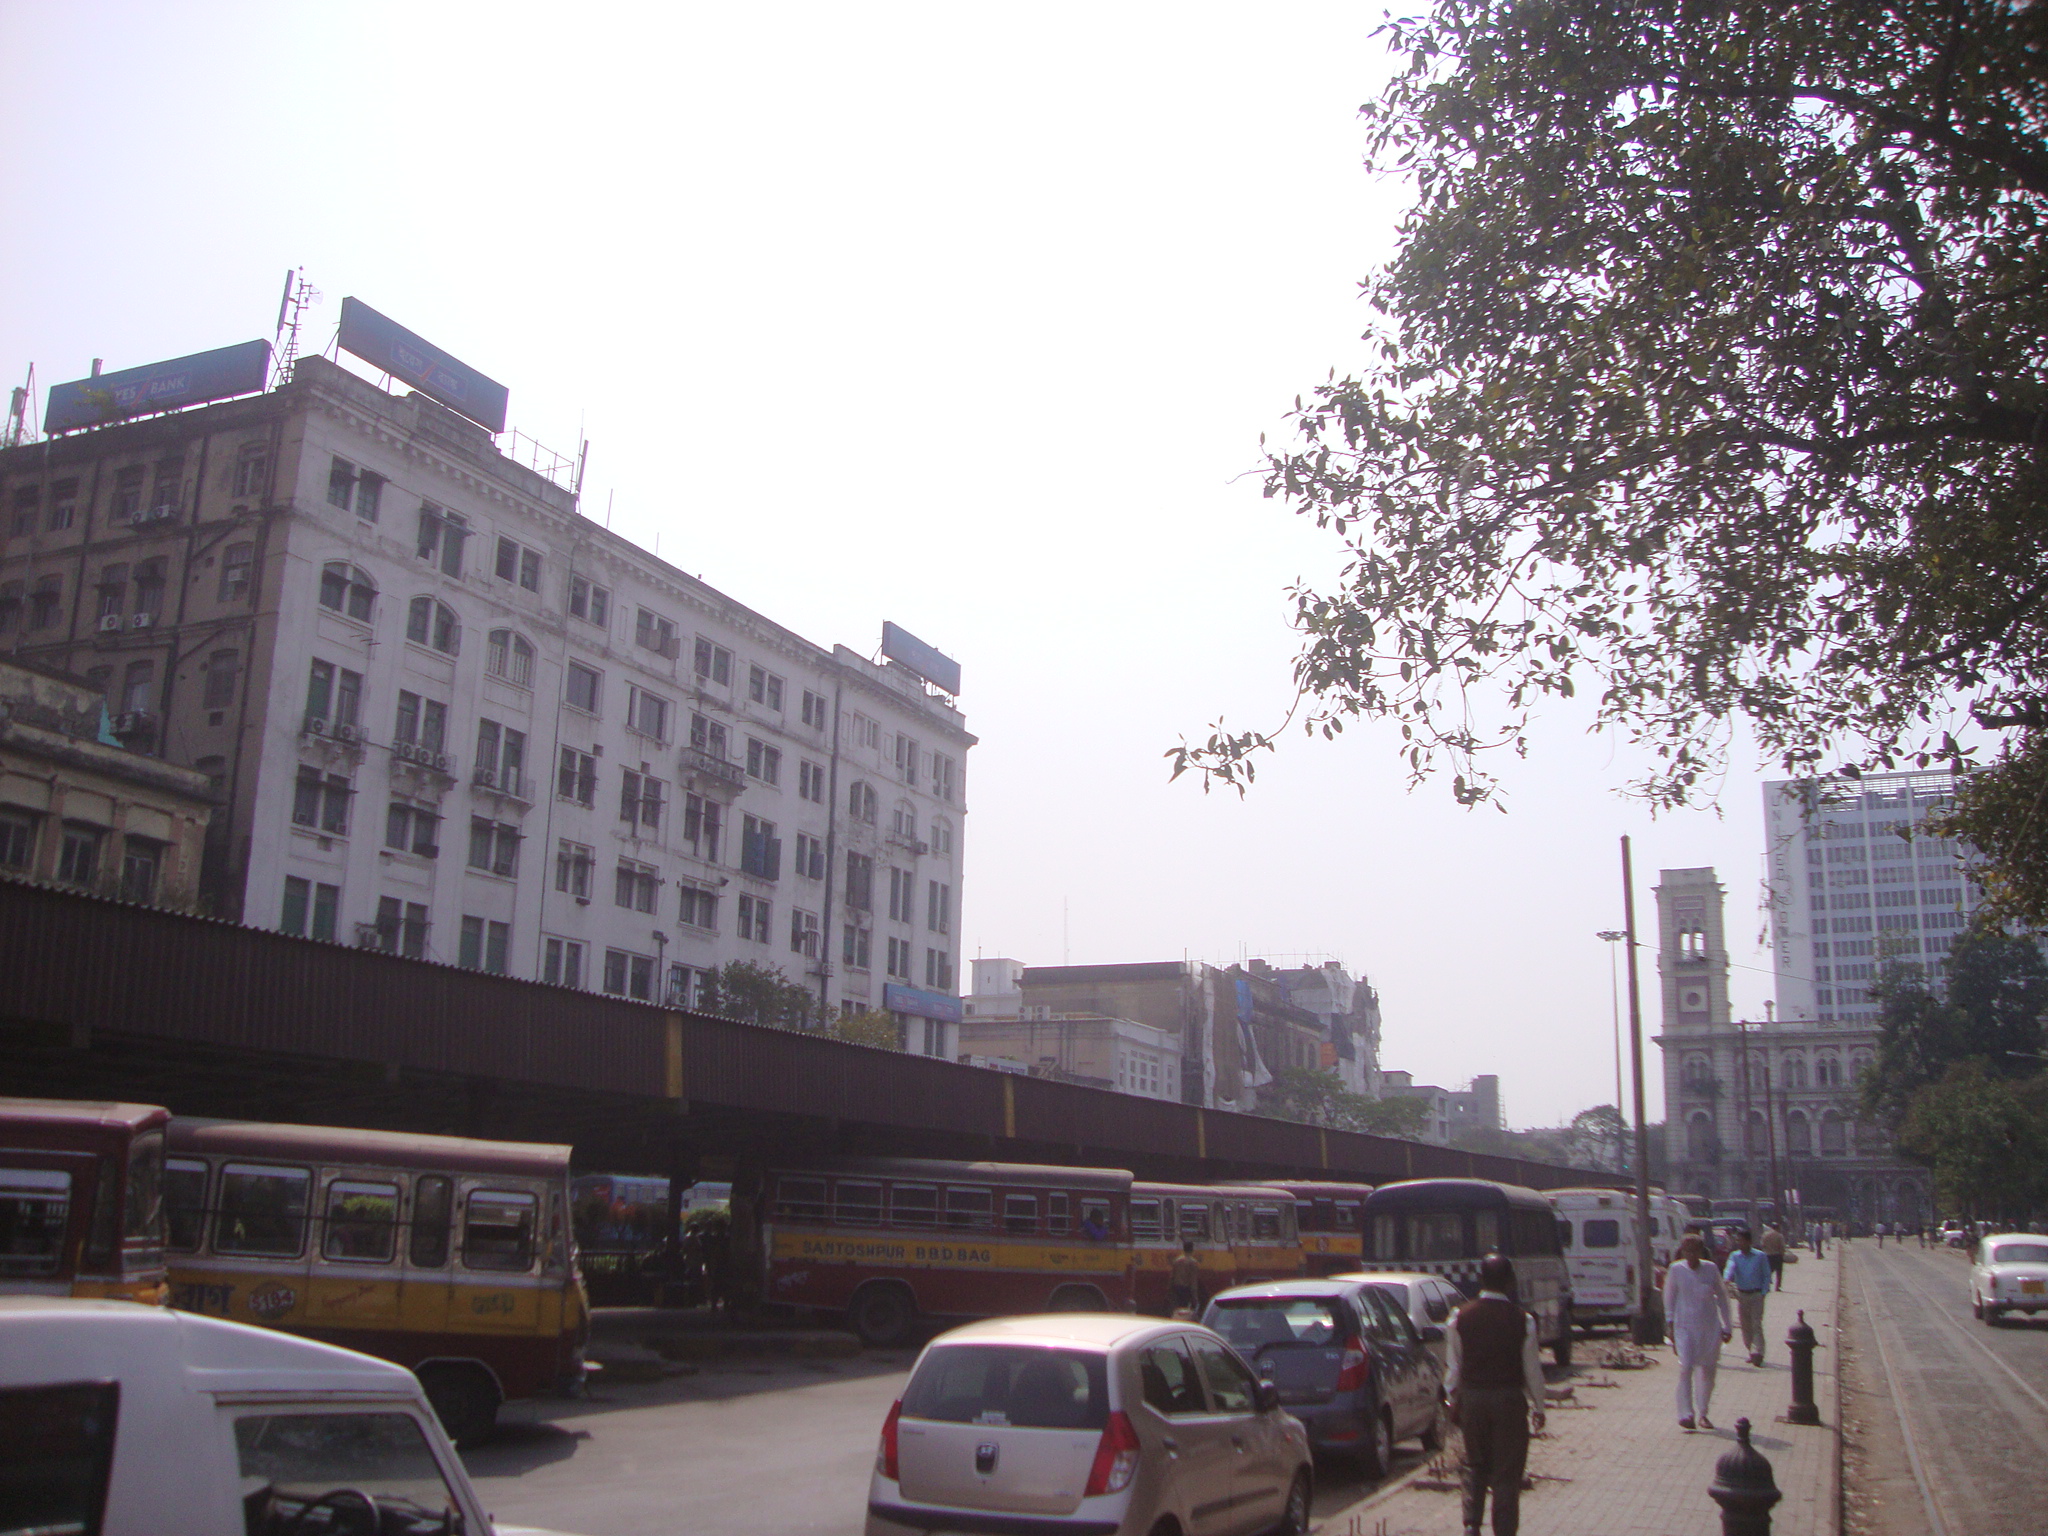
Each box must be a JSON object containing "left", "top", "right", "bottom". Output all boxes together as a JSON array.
[{"left": 1726, "top": 1229, "right": 1774, "bottom": 1366}]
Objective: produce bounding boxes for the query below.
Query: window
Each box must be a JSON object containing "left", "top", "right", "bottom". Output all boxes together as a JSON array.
[
  {"left": 220, "top": 542, "right": 253, "bottom": 601},
  {"left": 627, "top": 685, "right": 670, "bottom": 740},
  {"left": 1785, "top": 1054, "right": 1808, "bottom": 1088},
  {"left": 934, "top": 753, "right": 958, "bottom": 803},
  {"left": 932, "top": 818, "right": 954, "bottom": 859},
  {"left": 620, "top": 768, "right": 666, "bottom": 832},
  {"left": 47, "top": 478, "right": 77, "bottom": 529},
  {"left": 737, "top": 893, "right": 771, "bottom": 943},
  {"left": 318, "top": 561, "right": 376, "bottom": 622},
  {"left": 486, "top": 628, "right": 535, "bottom": 686},
  {"left": 555, "top": 840, "right": 593, "bottom": 897},
  {"left": 202, "top": 648, "right": 240, "bottom": 708},
  {"left": 690, "top": 712, "right": 729, "bottom": 759},
  {"left": 406, "top": 595, "right": 460, "bottom": 654},
  {"left": 635, "top": 607, "right": 679, "bottom": 656},
  {"left": 29, "top": 574, "right": 62, "bottom": 629},
  {"left": 213, "top": 1163, "right": 311, "bottom": 1256},
  {"left": 96, "top": 563, "right": 127, "bottom": 620},
  {"left": 749, "top": 665, "right": 785, "bottom": 709},
  {"left": 120, "top": 660, "right": 155, "bottom": 714},
  {"left": 110, "top": 465, "right": 144, "bottom": 520},
  {"left": 1817, "top": 1054, "right": 1840, "bottom": 1087},
  {"left": 324, "top": 1179, "right": 399, "bottom": 1262},
  {"left": 797, "top": 759, "right": 826, "bottom": 802},
  {"left": 544, "top": 937, "right": 585, "bottom": 988},
  {"left": 1820, "top": 1113, "right": 1846, "bottom": 1155},
  {"left": 163, "top": 1158, "right": 207, "bottom": 1252},
  {"left": 789, "top": 906, "right": 820, "bottom": 958},
  {"left": 474, "top": 720, "right": 526, "bottom": 795},
  {"left": 132, "top": 558, "right": 167, "bottom": 619},
  {"left": 683, "top": 793, "right": 723, "bottom": 862},
  {"left": 0, "top": 581, "right": 21, "bottom": 632},
  {"left": 464, "top": 1189, "right": 537, "bottom": 1271},
  {"left": 776, "top": 1176, "right": 829, "bottom": 1222},
  {"left": 393, "top": 692, "right": 447, "bottom": 752},
  {"left": 494, "top": 535, "right": 541, "bottom": 591},
  {"left": 458, "top": 915, "right": 512, "bottom": 973},
  {"left": 568, "top": 574, "right": 610, "bottom": 626},
  {"left": 327, "top": 456, "right": 357, "bottom": 510},
  {"left": 604, "top": 948, "right": 655, "bottom": 1001},
  {"left": 849, "top": 781, "right": 876, "bottom": 822},
  {"left": 411, "top": 1176, "right": 452, "bottom": 1267},
  {"left": 679, "top": 883, "right": 718, "bottom": 930},
  {"left": 896, "top": 734, "right": 919, "bottom": 785},
  {"left": 847, "top": 711, "right": 880, "bottom": 751},
  {"left": 925, "top": 947, "right": 954, "bottom": 990},
  {"left": 416, "top": 503, "right": 467, "bottom": 576},
  {"left": 557, "top": 746, "right": 597, "bottom": 805},
  {"left": 373, "top": 897, "right": 430, "bottom": 958},
  {"left": 801, "top": 689, "right": 828, "bottom": 728},
  {"left": 693, "top": 636, "right": 732, "bottom": 683},
  {"left": 615, "top": 859, "right": 660, "bottom": 912},
  {"left": 279, "top": 877, "right": 341, "bottom": 941},
  {"left": 9, "top": 483, "right": 38, "bottom": 534},
  {"left": 891, "top": 1184, "right": 937, "bottom": 1225},
  {"left": 927, "top": 881, "right": 952, "bottom": 935},
  {"left": 794, "top": 832, "right": 827, "bottom": 880},
  {"left": 292, "top": 767, "right": 353, "bottom": 834},
  {"left": 746, "top": 738, "right": 781, "bottom": 784},
  {"left": 843, "top": 923, "right": 871, "bottom": 969},
  {"left": 0, "top": 808, "right": 38, "bottom": 870},
  {"left": 545, "top": 665, "right": 595, "bottom": 723},
  {"left": 148, "top": 459, "right": 182, "bottom": 517},
  {"left": 740, "top": 815, "right": 780, "bottom": 879},
  {"left": 1787, "top": 1112, "right": 1811, "bottom": 1155},
  {"left": 384, "top": 801, "right": 439, "bottom": 856},
  {"left": 119, "top": 837, "right": 162, "bottom": 902},
  {"left": 886, "top": 935, "right": 913, "bottom": 980},
  {"left": 892, "top": 802, "right": 918, "bottom": 840},
  {"left": 944, "top": 1186, "right": 994, "bottom": 1231},
  {"left": 888, "top": 866, "right": 913, "bottom": 922},
  {"left": 467, "top": 818, "right": 519, "bottom": 877},
  {"left": 226, "top": 441, "right": 271, "bottom": 500},
  {"left": 845, "top": 852, "right": 874, "bottom": 911}
]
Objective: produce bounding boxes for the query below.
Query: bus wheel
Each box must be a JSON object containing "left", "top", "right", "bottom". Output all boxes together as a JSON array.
[
  {"left": 850, "top": 1284, "right": 916, "bottom": 1348},
  {"left": 1047, "top": 1285, "right": 1108, "bottom": 1313},
  {"left": 419, "top": 1363, "right": 500, "bottom": 1450},
  {"left": 1550, "top": 1331, "right": 1573, "bottom": 1367}
]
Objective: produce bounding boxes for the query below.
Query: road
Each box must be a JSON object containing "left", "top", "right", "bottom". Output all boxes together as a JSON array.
[{"left": 1847, "top": 1239, "right": 2048, "bottom": 1536}]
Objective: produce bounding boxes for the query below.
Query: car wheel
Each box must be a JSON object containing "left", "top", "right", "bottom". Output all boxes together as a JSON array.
[
  {"left": 849, "top": 1283, "right": 916, "bottom": 1348},
  {"left": 1359, "top": 1409, "right": 1395, "bottom": 1479},
  {"left": 418, "top": 1363, "right": 499, "bottom": 1450},
  {"left": 1987, "top": 1306, "right": 2006, "bottom": 1327},
  {"left": 1271, "top": 1468, "right": 1312, "bottom": 1535}
]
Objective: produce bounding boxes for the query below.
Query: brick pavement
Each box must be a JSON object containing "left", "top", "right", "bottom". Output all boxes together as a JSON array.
[{"left": 1315, "top": 1246, "right": 1840, "bottom": 1535}]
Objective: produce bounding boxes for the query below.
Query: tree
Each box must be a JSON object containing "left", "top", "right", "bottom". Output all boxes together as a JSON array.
[
  {"left": 702, "top": 961, "right": 814, "bottom": 1030},
  {"left": 1173, "top": 2, "right": 2048, "bottom": 904},
  {"left": 1566, "top": 1104, "right": 1629, "bottom": 1168},
  {"left": 1260, "top": 1067, "right": 1433, "bottom": 1138},
  {"left": 1897, "top": 1060, "right": 2048, "bottom": 1219},
  {"left": 1864, "top": 921, "right": 2048, "bottom": 1127},
  {"left": 824, "top": 1009, "right": 905, "bottom": 1050}
]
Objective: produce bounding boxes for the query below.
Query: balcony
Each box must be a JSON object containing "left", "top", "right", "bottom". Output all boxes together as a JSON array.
[
  {"left": 681, "top": 747, "right": 746, "bottom": 793},
  {"left": 472, "top": 767, "right": 531, "bottom": 803}
]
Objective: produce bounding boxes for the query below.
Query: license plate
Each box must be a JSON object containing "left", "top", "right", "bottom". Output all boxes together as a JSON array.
[{"left": 2022, "top": 1280, "right": 2044, "bottom": 1295}]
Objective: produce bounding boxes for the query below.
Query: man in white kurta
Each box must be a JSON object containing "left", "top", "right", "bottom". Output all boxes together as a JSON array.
[{"left": 1663, "top": 1233, "right": 1732, "bottom": 1429}]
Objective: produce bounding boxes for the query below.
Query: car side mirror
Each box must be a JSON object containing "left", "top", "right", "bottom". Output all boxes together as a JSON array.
[
  {"left": 1253, "top": 1380, "right": 1281, "bottom": 1413},
  {"left": 1418, "top": 1324, "right": 1445, "bottom": 1344}
]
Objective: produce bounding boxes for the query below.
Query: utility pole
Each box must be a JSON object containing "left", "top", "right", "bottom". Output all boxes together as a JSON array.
[
  {"left": 1598, "top": 930, "right": 1628, "bottom": 1172},
  {"left": 1621, "top": 837, "right": 1662, "bottom": 1344}
]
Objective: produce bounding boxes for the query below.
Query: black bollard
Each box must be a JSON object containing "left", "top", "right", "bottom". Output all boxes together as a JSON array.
[
  {"left": 1709, "top": 1418, "right": 1783, "bottom": 1536},
  {"left": 1785, "top": 1310, "right": 1822, "bottom": 1426}
]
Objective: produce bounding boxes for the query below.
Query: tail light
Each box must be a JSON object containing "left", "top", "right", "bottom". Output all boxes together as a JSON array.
[
  {"left": 1334, "top": 1343, "right": 1369, "bottom": 1392},
  {"left": 1083, "top": 1410, "right": 1141, "bottom": 1497},
  {"left": 876, "top": 1399, "right": 902, "bottom": 1480}
]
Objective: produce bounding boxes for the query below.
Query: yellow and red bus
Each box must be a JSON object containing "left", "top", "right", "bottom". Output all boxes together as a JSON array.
[
  {"left": 1231, "top": 1179, "right": 1375, "bottom": 1276},
  {"left": 0, "top": 1097, "right": 169, "bottom": 1304},
  {"left": 1129, "top": 1181, "right": 1303, "bottom": 1314},
  {"left": 734, "top": 1156, "right": 1135, "bottom": 1346},
  {"left": 162, "top": 1118, "right": 588, "bottom": 1445}
]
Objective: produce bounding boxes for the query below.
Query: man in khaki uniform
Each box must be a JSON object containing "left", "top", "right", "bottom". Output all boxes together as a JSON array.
[{"left": 1757, "top": 1223, "right": 1787, "bottom": 1291}]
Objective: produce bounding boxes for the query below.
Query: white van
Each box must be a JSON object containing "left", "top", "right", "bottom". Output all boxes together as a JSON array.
[
  {"left": 1550, "top": 1188, "right": 1653, "bottom": 1328},
  {"left": 0, "top": 1297, "right": 575, "bottom": 1536}
]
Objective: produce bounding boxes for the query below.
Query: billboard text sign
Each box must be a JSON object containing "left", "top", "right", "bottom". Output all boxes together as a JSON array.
[
  {"left": 881, "top": 621, "right": 961, "bottom": 696},
  {"left": 884, "top": 983, "right": 963, "bottom": 1023},
  {"left": 44, "top": 340, "right": 271, "bottom": 434},
  {"left": 337, "top": 297, "right": 509, "bottom": 434}
]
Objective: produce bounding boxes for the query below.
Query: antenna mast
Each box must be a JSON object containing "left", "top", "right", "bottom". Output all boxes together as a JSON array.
[
  {"left": 2, "top": 364, "right": 32, "bottom": 449},
  {"left": 272, "top": 268, "right": 322, "bottom": 387}
]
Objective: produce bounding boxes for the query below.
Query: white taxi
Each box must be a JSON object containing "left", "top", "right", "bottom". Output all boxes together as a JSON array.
[{"left": 1971, "top": 1236, "right": 2048, "bottom": 1324}]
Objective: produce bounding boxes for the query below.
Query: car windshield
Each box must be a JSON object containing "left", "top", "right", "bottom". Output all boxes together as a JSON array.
[
  {"left": 233, "top": 1410, "right": 463, "bottom": 1535},
  {"left": 900, "top": 1344, "right": 1108, "bottom": 1430},
  {"left": 1207, "top": 1296, "right": 1348, "bottom": 1351},
  {"left": 1991, "top": 1243, "right": 2048, "bottom": 1264}
]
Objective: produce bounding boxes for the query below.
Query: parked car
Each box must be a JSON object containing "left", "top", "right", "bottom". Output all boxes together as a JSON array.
[
  {"left": 1971, "top": 1236, "right": 2048, "bottom": 1324},
  {"left": 1204, "top": 1278, "right": 1445, "bottom": 1478},
  {"left": 1942, "top": 1221, "right": 1970, "bottom": 1249},
  {"left": 0, "top": 1296, "right": 578, "bottom": 1536},
  {"left": 867, "top": 1312, "right": 1313, "bottom": 1536},
  {"left": 1339, "top": 1269, "right": 1464, "bottom": 1368}
]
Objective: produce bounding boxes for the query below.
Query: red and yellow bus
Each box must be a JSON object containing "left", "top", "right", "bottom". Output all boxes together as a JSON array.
[
  {"left": 0, "top": 1097, "right": 169, "bottom": 1304},
  {"left": 162, "top": 1118, "right": 588, "bottom": 1445},
  {"left": 1231, "top": 1180, "right": 1375, "bottom": 1276},
  {"left": 1130, "top": 1181, "right": 1303, "bottom": 1314},
  {"left": 734, "top": 1156, "right": 1135, "bottom": 1346}
]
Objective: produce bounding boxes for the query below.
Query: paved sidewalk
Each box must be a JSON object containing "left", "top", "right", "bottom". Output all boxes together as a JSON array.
[{"left": 1316, "top": 1248, "right": 1840, "bottom": 1535}]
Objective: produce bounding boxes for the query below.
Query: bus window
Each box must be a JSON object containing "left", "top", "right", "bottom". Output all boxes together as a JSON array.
[
  {"left": 775, "top": 1177, "right": 827, "bottom": 1223},
  {"left": 164, "top": 1159, "right": 208, "bottom": 1253},
  {"left": 1371, "top": 1215, "right": 1396, "bottom": 1261},
  {"left": 464, "top": 1190, "right": 537, "bottom": 1272},
  {"left": 1080, "top": 1198, "right": 1111, "bottom": 1238},
  {"left": 1410, "top": 1213, "right": 1463, "bottom": 1261},
  {"left": 1179, "top": 1203, "right": 1210, "bottom": 1241},
  {"left": 944, "top": 1187, "right": 994, "bottom": 1231},
  {"left": 1003, "top": 1194, "right": 1038, "bottom": 1235},
  {"left": 1474, "top": 1210, "right": 1500, "bottom": 1252},
  {"left": 125, "top": 1130, "right": 164, "bottom": 1248},
  {"left": 1297, "top": 1201, "right": 1321, "bottom": 1233},
  {"left": 1129, "top": 1198, "right": 1162, "bottom": 1241},
  {"left": 410, "top": 1176, "right": 452, "bottom": 1268},
  {"left": 215, "top": 1164, "right": 311, "bottom": 1257},
  {"left": 324, "top": 1180, "right": 400, "bottom": 1262},
  {"left": 1252, "top": 1206, "right": 1283, "bottom": 1242},
  {"left": 1583, "top": 1218, "right": 1622, "bottom": 1249},
  {"left": 893, "top": 1185, "right": 938, "bottom": 1226},
  {"left": 1047, "top": 1192, "right": 1070, "bottom": 1236},
  {"left": 1519, "top": 1210, "right": 1559, "bottom": 1255},
  {"left": 1556, "top": 1220, "right": 1573, "bottom": 1250},
  {"left": 0, "top": 1168, "right": 71, "bottom": 1278},
  {"left": 1336, "top": 1203, "right": 1360, "bottom": 1231},
  {"left": 835, "top": 1181, "right": 884, "bottom": 1227}
]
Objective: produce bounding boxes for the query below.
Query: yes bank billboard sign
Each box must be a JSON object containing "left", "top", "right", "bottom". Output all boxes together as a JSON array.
[
  {"left": 44, "top": 340, "right": 271, "bottom": 434},
  {"left": 337, "top": 297, "right": 509, "bottom": 434}
]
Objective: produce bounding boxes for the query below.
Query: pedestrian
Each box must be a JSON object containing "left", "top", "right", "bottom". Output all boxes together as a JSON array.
[
  {"left": 1444, "top": 1252, "right": 1546, "bottom": 1536},
  {"left": 1758, "top": 1222, "right": 1787, "bottom": 1292},
  {"left": 1664, "top": 1232, "right": 1732, "bottom": 1431},
  {"left": 1726, "top": 1229, "right": 1773, "bottom": 1366},
  {"left": 1812, "top": 1222, "right": 1825, "bottom": 1261},
  {"left": 1875, "top": 1220, "right": 1888, "bottom": 1248},
  {"left": 1168, "top": 1240, "right": 1201, "bottom": 1318}
]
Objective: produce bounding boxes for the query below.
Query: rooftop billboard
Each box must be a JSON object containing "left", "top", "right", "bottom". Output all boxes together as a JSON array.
[
  {"left": 336, "top": 297, "right": 509, "bottom": 434},
  {"left": 884, "top": 983, "right": 964, "bottom": 1024},
  {"left": 43, "top": 340, "right": 272, "bottom": 434},
  {"left": 882, "top": 621, "right": 961, "bottom": 696}
]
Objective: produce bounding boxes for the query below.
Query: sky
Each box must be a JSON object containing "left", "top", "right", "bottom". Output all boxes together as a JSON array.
[{"left": 0, "top": 2, "right": 1789, "bottom": 1129}]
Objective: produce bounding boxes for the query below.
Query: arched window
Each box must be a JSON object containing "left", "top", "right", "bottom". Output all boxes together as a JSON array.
[
  {"left": 486, "top": 628, "right": 534, "bottom": 686},
  {"left": 1687, "top": 1113, "right": 1716, "bottom": 1162},
  {"left": 1816, "top": 1054, "right": 1840, "bottom": 1088},
  {"left": 1819, "top": 1111, "right": 1846, "bottom": 1155},
  {"left": 1746, "top": 1110, "right": 1768, "bottom": 1155},
  {"left": 1848, "top": 1051, "right": 1873, "bottom": 1085},
  {"left": 1786, "top": 1111, "right": 1811, "bottom": 1155},
  {"left": 931, "top": 817, "right": 954, "bottom": 859},
  {"left": 1748, "top": 1053, "right": 1767, "bottom": 1091},
  {"left": 320, "top": 562, "right": 376, "bottom": 622},
  {"left": 848, "top": 781, "right": 876, "bottom": 823},
  {"left": 891, "top": 800, "right": 917, "bottom": 839},
  {"left": 407, "top": 596, "right": 459, "bottom": 654},
  {"left": 1683, "top": 1055, "right": 1713, "bottom": 1092},
  {"left": 1784, "top": 1053, "right": 1808, "bottom": 1088}
]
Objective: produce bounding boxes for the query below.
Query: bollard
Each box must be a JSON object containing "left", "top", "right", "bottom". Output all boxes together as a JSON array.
[
  {"left": 1785, "top": 1310, "right": 1822, "bottom": 1426},
  {"left": 1709, "top": 1418, "right": 1783, "bottom": 1536}
]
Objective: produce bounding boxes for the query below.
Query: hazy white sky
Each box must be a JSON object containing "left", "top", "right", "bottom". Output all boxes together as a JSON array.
[{"left": 1, "top": 2, "right": 1787, "bottom": 1127}]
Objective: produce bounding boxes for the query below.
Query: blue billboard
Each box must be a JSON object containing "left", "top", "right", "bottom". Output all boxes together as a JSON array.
[
  {"left": 43, "top": 340, "right": 271, "bottom": 434},
  {"left": 337, "top": 297, "right": 509, "bottom": 434},
  {"left": 884, "top": 983, "right": 963, "bottom": 1023},
  {"left": 882, "top": 621, "right": 962, "bottom": 696}
]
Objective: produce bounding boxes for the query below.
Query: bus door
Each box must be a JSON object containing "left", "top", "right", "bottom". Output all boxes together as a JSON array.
[
  {"left": 1178, "top": 1199, "right": 1226, "bottom": 1301},
  {"left": 310, "top": 1168, "right": 404, "bottom": 1329},
  {"left": 400, "top": 1173, "right": 456, "bottom": 1336},
  {"left": 0, "top": 1150, "right": 95, "bottom": 1294},
  {"left": 448, "top": 1180, "right": 542, "bottom": 1334}
]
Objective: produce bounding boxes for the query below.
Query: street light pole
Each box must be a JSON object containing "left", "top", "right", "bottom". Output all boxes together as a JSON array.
[
  {"left": 1621, "top": 837, "right": 1662, "bottom": 1344},
  {"left": 1598, "top": 930, "right": 1627, "bottom": 1172}
]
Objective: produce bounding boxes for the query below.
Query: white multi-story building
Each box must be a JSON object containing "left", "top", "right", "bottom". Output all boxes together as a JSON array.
[{"left": 0, "top": 348, "right": 973, "bottom": 1049}]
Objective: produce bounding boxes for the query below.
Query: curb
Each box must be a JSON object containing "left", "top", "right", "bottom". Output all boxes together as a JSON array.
[
  {"left": 1833, "top": 1243, "right": 1847, "bottom": 1536},
  {"left": 1307, "top": 1451, "right": 1443, "bottom": 1533}
]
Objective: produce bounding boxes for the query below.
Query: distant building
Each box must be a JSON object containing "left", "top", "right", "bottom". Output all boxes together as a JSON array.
[
  {"left": 1378, "top": 1070, "right": 1455, "bottom": 1144},
  {"left": 1448, "top": 1074, "right": 1503, "bottom": 1135},
  {"left": 1264, "top": 959, "right": 1384, "bottom": 1096},
  {"left": 0, "top": 656, "right": 213, "bottom": 909},
  {"left": 955, "top": 1011, "right": 1183, "bottom": 1101}
]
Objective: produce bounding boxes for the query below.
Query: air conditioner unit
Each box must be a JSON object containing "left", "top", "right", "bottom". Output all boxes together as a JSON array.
[
  {"left": 473, "top": 768, "right": 497, "bottom": 789},
  {"left": 130, "top": 613, "right": 154, "bottom": 630},
  {"left": 304, "top": 716, "right": 329, "bottom": 737},
  {"left": 97, "top": 615, "right": 123, "bottom": 633},
  {"left": 914, "top": 841, "right": 930, "bottom": 856},
  {"left": 433, "top": 753, "right": 452, "bottom": 773},
  {"left": 393, "top": 741, "right": 418, "bottom": 762},
  {"left": 662, "top": 635, "right": 682, "bottom": 660},
  {"left": 355, "top": 922, "right": 385, "bottom": 949},
  {"left": 333, "top": 723, "right": 359, "bottom": 744}
]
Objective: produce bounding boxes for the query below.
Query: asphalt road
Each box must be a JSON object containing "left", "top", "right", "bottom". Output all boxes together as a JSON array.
[{"left": 1850, "top": 1239, "right": 2048, "bottom": 1536}]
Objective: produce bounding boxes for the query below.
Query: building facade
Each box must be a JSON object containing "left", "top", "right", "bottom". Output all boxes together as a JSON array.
[
  {"left": 954, "top": 1012, "right": 1183, "bottom": 1101},
  {"left": 1654, "top": 866, "right": 1928, "bottom": 1226},
  {"left": 0, "top": 352, "right": 972, "bottom": 1044},
  {"left": 1265, "top": 960, "right": 1383, "bottom": 1097}
]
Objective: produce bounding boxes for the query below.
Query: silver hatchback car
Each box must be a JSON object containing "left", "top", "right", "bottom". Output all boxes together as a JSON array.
[{"left": 867, "top": 1313, "right": 1313, "bottom": 1536}]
